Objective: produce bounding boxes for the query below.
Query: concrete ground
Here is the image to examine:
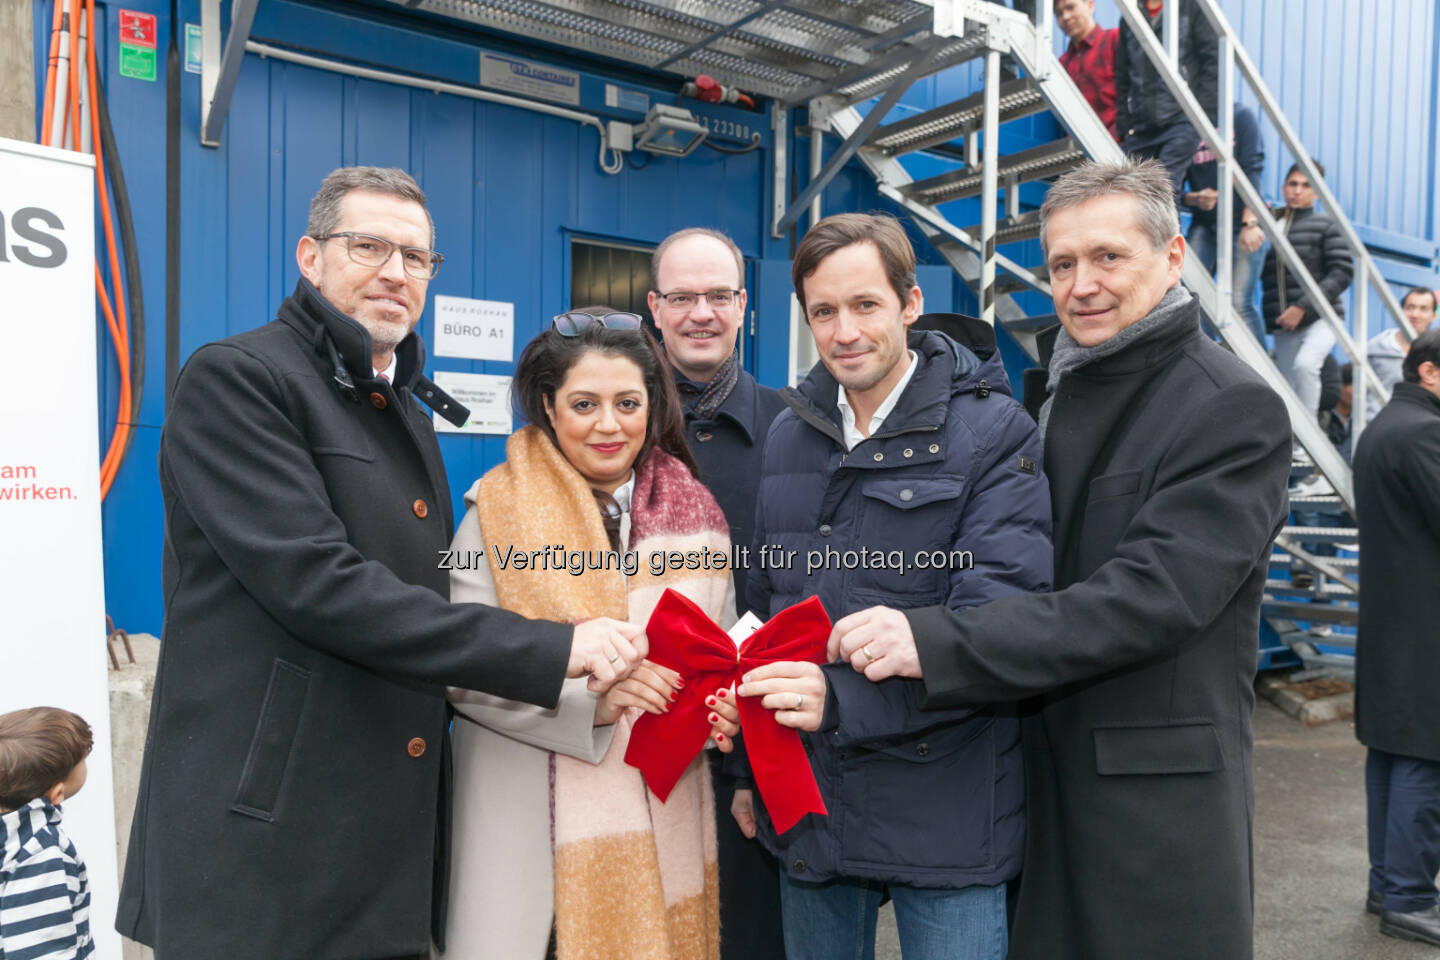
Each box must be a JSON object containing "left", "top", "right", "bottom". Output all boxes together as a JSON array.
[{"left": 874, "top": 698, "right": 1437, "bottom": 959}]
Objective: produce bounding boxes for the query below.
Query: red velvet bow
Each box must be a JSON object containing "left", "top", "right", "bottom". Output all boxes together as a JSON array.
[{"left": 624, "top": 588, "right": 831, "bottom": 833}]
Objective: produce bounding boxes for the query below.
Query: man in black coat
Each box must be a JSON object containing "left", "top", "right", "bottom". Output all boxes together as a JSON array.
[
  {"left": 1353, "top": 329, "right": 1440, "bottom": 947},
  {"left": 828, "top": 158, "right": 1291, "bottom": 959},
  {"left": 116, "top": 167, "right": 644, "bottom": 960},
  {"left": 646, "top": 227, "right": 788, "bottom": 960},
  {"left": 1115, "top": 0, "right": 1218, "bottom": 197}
]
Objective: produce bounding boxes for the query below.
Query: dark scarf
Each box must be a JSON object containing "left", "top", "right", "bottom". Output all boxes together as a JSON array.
[{"left": 672, "top": 347, "right": 740, "bottom": 421}]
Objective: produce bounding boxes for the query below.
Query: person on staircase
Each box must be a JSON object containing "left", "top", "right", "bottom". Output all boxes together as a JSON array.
[
  {"left": 1363, "top": 285, "right": 1437, "bottom": 422},
  {"left": 1055, "top": 0, "right": 1121, "bottom": 141},
  {"left": 1115, "top": 0, "right": 1219, "bottom": 199}
]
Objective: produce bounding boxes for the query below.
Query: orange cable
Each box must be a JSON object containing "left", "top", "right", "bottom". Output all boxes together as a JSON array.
[{"left": 67, "top": 0, "right": 81, "bottom": 149}]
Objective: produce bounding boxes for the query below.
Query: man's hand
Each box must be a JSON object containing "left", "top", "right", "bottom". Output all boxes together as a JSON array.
[
  {"left": 828, "top": 606, "right": 923, "bottom": 681},
  {"left": 568, "top": 618, "right": 646, "bottom": 693},
  {"left": 1277, "top": 305, "right": 1306, "bottom": 331},
  {"left": 1186, "top": 187, "right": 1218, "bottom": 211},
  {"left": 1239, "top": 222, "right": 1264, "bottom": 254},
  {"left": 731, "top": 788, "right": 757, "bottom": 839},
  {"left": 738, "top": 662, "right": 827, "bottom": 732}
]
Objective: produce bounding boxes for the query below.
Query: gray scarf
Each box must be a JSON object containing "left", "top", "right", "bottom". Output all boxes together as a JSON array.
[{"left": 1038, "top": 283, "right": 1195, "bottom": 441}]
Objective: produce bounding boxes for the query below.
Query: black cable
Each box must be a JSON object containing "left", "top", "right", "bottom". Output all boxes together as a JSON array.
[
  {"left": 166, "top": 0, "right": 180, "bottom": 400},
  {"left": 626, "top": 150, "right": 653, "bottom": 170},
  {"left": 701, "top": 133, "right": 762, "bottom": 155},
  {"left": 94, "top": 69, "right": 144, "bottom": 459}
]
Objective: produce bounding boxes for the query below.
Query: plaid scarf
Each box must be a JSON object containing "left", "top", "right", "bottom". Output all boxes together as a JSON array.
[{"left": 673, "top": 348, "right": 740, "bottom": 422}]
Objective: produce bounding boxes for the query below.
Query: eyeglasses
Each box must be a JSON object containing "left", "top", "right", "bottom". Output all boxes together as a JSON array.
[
  {"left": 655, "top": 289, "right": 741, "bottom": 310},
  {"left": 552, "top": 311, "right": 644, "bottom": 336},
  {"left": 313, "top": 232, "right": 445, "bottom": 280}
]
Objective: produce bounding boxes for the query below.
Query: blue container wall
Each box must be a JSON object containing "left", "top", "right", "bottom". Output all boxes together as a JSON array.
[{"left": 40, "top": 0, "right": 1440, "bottom": 634}]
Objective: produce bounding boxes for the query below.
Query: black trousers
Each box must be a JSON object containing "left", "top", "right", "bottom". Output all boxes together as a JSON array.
[
  {"left": 710, "top": 750, "right": 787, "bottom": 960},
  {"left": 1366, "top": 748, "right": 1440, "bottom": 913},
  {"left": 1123, "top": 121, "right": 1202, "bottom": 200}
]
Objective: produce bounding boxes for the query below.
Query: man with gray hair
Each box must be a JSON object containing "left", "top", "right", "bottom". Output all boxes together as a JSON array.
[
  {"left": 116, "top": 167, "right": 645, "bottom": 959},
  {"left": 828, "top": 158, "right": 1291, "bottom": 958}
]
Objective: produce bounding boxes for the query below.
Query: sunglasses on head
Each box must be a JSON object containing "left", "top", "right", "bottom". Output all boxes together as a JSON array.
[{"left": 552, "top": 312, "right": 644, "bottom": 336}]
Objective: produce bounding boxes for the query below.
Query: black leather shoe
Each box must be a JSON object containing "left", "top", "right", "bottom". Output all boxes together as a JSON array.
[
  {"left": 1380, "top": 905, "right": 1440, "bottom": 946},
  {"left": 1367, "top": 890, "right": 1382, "bottom": 915}
]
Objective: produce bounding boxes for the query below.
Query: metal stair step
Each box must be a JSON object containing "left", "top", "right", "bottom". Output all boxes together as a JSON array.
[
  {"left": 1281, "top": 525, "right": 1359, "bottom": 542},
  {"left": 1289, "top": 494, "right": 1346, "bottom": 507},
  {"left": 1263, "top": 579, "right": 1357, "bottom": 599},
  {"left": 1000, "top": 313, "right": 1059, "bottom": 334},
  {"left": 1262, "top": 599, "right": 1359, "bottom": 626},
  {"left": 960, "top": 210, "right": 1044, "bottom": 245},
  {"left": 867, "top": 79, "right": 1047, "bottom": 156},
  {"left": 1270, "top": 554, "right": 1357, "bottom": 567},
  {"left": 995, "top": 266, "right": 1047, "bottom": 295},
  {"left": 901, "top": 138, "right": 1086, "bottom": 205}
]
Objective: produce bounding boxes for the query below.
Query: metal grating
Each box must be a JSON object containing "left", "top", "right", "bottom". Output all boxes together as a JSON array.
[{"left": 389, "top": 0, "right": 947, "bottom": 101}]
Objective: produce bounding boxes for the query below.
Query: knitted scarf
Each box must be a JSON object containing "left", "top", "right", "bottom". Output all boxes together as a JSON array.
[
  {"left": 672, "top": 347, "right": 740, "bottom": 422},
  {"left": 1039, "top": 282, "right": 1195, "bottom": 441},
  {"left": 476, "top": 426, "right": 729, "bottom": 960}
]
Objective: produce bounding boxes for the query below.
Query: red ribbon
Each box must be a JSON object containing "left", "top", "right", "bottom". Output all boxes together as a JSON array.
[{"left": 624, "top": 588, "right": 831, "bottom": 833}]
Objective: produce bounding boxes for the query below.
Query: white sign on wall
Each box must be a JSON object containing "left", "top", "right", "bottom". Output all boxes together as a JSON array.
[
  {"left": 0, "top": 137, "right": 121, "bottom": 959},
  {"left": 433, "top": 294, "right": 514, "bottom": 362},
  {"left": 431, "top": 370, "right": 514, "bottom": 435}
]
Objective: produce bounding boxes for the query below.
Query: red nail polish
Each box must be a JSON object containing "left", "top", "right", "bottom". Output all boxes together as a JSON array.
[
  {"left": 705, "top": 696, "right": 716, "bottom": 706},
  {"left": 708, "top": 712, "right": 719, "bottom": 724},
  {"left": 669, "top": 692, "right": 678, "bottom": 702},
  {"left": 675, "top": 677, "right": 685, "bottom": 687},
  {"left": 716, "top": 689, "right": 728, "bottom": 699},
  {"left": 715, "top": 733, "right": 726, "bottom": 743}
]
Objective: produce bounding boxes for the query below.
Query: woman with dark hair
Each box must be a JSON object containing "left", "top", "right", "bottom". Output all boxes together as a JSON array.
[{"left": 439, "top": 308, "right": 739, "bottom": 960}]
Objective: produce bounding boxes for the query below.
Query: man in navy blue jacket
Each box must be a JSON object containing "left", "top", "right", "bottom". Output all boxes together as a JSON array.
[{"left": 733, "top": 213, "right": 1053, "bottom": 960}]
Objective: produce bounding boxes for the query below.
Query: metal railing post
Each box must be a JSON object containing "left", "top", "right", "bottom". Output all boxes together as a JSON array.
[
  {"left": 1354, "top": 270, "right": 1369, "bottom": 441},
  {"left": 1215, "top": 35, "right": 1234, "bottom": 328},
  {"left": 980, "top": 47, "right": 1001, "bottom": 327}
]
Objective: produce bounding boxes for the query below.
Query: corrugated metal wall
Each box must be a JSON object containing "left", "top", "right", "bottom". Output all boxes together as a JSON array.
[{"left": 35, "top": 0, "right": 1440, "bottom": 634}]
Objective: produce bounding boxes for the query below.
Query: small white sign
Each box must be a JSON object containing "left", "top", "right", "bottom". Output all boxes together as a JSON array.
[
  {"left": 481, "top": 52, "right": 580, "bottom": 106},
  {"left": 434, "top": 294, "right": 514, "bottom": 362},
  {"left": 431, "top": 370, "right": 513, "bottom": 435}
]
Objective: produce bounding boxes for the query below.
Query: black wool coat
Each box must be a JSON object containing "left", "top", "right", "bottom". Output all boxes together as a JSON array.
[
  {"left": 905, "top": 297, "right": 1291, "bottom": 960},
  {"left": 678, "top": 367, "right": 787, "bottom": 612},
  {"left": 116, "top": 279, "right": 572, "bottom": 959},
  {"left": 1354, "top": 383, "right": 1440, "bottom": 763}
]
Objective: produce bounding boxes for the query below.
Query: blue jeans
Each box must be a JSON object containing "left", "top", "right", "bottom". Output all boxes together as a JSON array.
[
  {"left": 1367, "top": 748, "right": 1440, "bottom": 913},
  {"left": 1188, "top": 220, "right": 1268, "bottom": 345},
  {"left": 778, "top": 871, "right": 1007, "bottom": 960}
]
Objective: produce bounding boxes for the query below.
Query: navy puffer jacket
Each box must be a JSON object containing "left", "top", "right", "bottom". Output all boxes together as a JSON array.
[{"left": 744, "top": 328, "right": 1053, "bottom": 888}]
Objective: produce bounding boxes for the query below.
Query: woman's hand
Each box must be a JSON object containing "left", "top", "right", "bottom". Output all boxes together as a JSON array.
[
  {"left": 738, "top": 661, "right": 827, "bottom": 732},
  {"left": 595, "top": 660, "right": 682, "bottom": 726},
  {"left": 706, "top": 687, "right": 740, "bottom": 752}
]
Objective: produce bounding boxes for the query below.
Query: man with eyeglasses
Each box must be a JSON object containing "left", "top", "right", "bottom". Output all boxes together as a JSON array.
[
  {"left": 646, "top": 227, "right": 789, "bottom": 960},
  {"left": 116, "top": 167, "right": 646, "bottom": 960}
]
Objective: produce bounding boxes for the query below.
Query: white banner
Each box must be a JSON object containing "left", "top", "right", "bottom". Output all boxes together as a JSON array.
[
  {"left": 431, "top": 370, "right": 514, "bottom": 435},
  {"left": 0, "top": 137, "right": 121, "bottom": 959}
]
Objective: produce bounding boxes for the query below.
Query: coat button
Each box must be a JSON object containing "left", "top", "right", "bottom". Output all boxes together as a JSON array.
[
  {"left": 369, "top": 392, "right": 387, "bottom": 409},
  {"left": 407, "top": 737, "right": 426, "bottom": 758},
  {"left": 792, "top": 859, "right": 806, "bottom": 874},
  {"left": 696, "top": 430, "right": 713, "bottom": 442},
  {"left": 899, "top": 488, "right": 914, "bottom": 502},
  {"left": 873, "top": 452, "right": 884, "bottom": 462},
  {"left": 929, "top": 443, "right": 940, "bottom": 454},
  {"left": 818, "top": 523, "right": 833, "bottom": 536},
  {"left": 903, "top": 448, "right": 914, "bottom": 458},
  {"left": 916, "top": 742, "right": 930, "bottom": 757},
  {"left": 412, "top": 499, "right": 428, "bottom": 519}
]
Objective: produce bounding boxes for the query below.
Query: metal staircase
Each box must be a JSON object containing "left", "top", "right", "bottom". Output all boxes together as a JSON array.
[{"left": 783, "top": 0, "right": 1426, "bottom": 675}]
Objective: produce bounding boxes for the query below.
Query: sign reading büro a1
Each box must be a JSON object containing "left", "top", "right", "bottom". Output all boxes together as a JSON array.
[
  {"left": 433, "top": 294, "right": 514, "bottom": 362},
  {"left": 0, "top": 136, "right": 122, "bottom": 960}
]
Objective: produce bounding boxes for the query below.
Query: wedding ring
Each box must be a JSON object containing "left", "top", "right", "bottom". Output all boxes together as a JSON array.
[
  {"left": 794, "top": 694, "right": 805, "bottom": 711},
  {"left": 606, "top": 651, "right": 621, "bottom": 664},
  {"left": 862, "top": 644, "right": 878, "bottom": 663}
]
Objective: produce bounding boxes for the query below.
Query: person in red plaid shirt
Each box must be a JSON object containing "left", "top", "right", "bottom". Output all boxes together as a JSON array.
[{"left": 1055, "top": 0, "right": 1120, "bottom": 141}]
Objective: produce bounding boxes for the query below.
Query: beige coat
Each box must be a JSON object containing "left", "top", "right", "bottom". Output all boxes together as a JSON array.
[{"left": 436, "top": 479, "right": 618, "bottom": 959}]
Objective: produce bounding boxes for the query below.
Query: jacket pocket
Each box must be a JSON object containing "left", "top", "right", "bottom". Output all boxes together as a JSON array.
[
  {"left": 861, "top": 477, "right": 965, "bottom": 511},
  {"left": 232, "top": 659, "right": 311, "bottom": 821},
  {"left": 851, "top": 477, "right": 966, "bottom": 597},
  {"left": 844, "top": 720, "right": 994, "bottom": 872},
  {"left": 1093, "top": 722, "right": 1225, "bottom": 776},
  {"left": 1087, "top": 469, "right": 1142, "bottom": 502}
]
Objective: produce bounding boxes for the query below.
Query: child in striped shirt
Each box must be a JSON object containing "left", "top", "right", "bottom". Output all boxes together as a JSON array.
[{"left": 0, "top": 707, "right": 94, "bottom": 960}]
